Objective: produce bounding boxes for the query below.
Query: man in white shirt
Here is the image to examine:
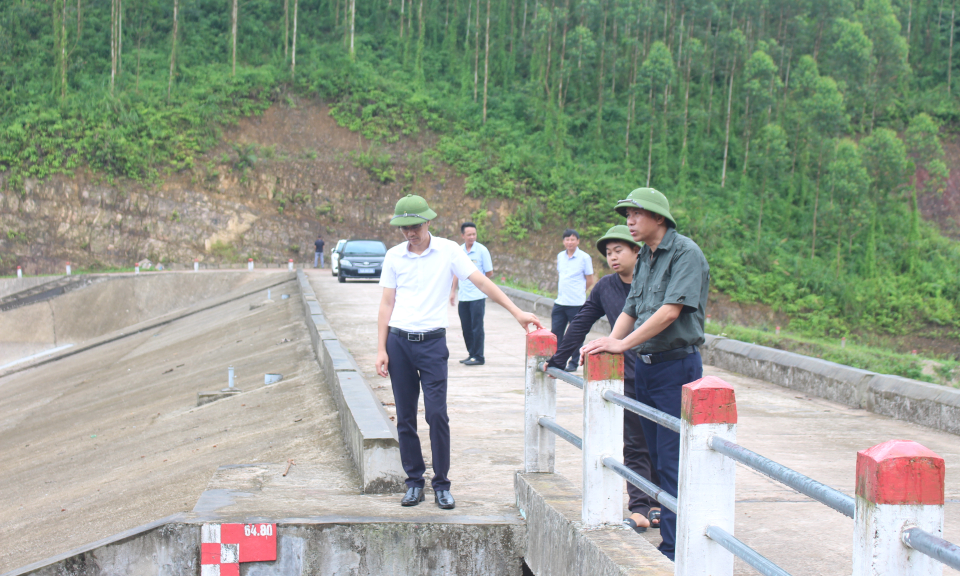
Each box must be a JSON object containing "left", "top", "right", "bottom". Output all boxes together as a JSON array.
[
  {"left": 449, "top": 222, "right": 494, "bottom": 366},
  {"left": 553, "top": 229, "right": 595, "bottom": 371},
  {"left": 376, "top": 195, "right": 542, "bottom": 510}
]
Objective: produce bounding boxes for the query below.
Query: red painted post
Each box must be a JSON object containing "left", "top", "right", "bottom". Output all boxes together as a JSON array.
[
  {"left": 17, "top": 265, "right": 22, "bottom": 279},
  {"left": 853, "top": 440, "right": 945, "bottom": 575},
  {"left": 582, "top": 351, "right": 624, "bottom": 527},
  {"left": 288, "top": 258, "right": 294, "bottom": 271},
  {"left": 524, "top": 329, "right": 557, "bottom": 473},
  {"left": 677, "top": 376, "right": 738, "bottom": 576},
  {"left": 247, "top": 258, "right": 254, "bottom": 271}
]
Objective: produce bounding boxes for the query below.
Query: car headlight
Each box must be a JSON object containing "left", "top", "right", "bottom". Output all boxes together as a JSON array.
[{"left": 340, "top": 259, "right": 352, "bottom": 267}]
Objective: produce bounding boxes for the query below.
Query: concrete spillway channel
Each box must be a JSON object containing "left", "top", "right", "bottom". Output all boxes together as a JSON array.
[{"left": 1, "top": 269, "right": 668, "bottom": 576}]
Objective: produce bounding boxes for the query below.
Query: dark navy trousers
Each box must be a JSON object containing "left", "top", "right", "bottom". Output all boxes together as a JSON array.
[
  {"left": 386, "top": 331, "right": 452, "bottom": 491},
  {"left": 457, "top": 299, "right": 486, "bottom": 361},
  {"left": 624, "top": 377, "right": 660, "bottom": 516},
  {"left": 633, "top": 350, "right": 703, "bottom": 561}
]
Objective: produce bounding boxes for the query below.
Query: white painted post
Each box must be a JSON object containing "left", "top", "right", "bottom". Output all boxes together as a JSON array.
[
  {"left": 676, "top": 376, "right": 738, "bottom": 576},
  {"left": 194, "top": 259, "right": 199, "bottom": 272},
  {"left": 135, "top": 264, "right": 140, "bottom": 274},
  {"left": 852, "top": 440, "right": 945, "bottom": 576},
  {"left": 288, "top": 259, "right": 294, "bottom": 271},
  {"left": 66, "top": 262, "right": 71, "bottom": 275},
  {"left": 524, "top": 329, "right": 557, "bottom": 473},
  {"left": 17, "top": 266, "right": 22, "bottom": 279},
  {"left": 582, "top": 352, "right": 624, "bottom": 527},
  {"left": 248, "top": 258, "right": 254, "bottom": 271}
]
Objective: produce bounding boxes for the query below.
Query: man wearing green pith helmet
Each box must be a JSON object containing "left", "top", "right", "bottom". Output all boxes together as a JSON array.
[
  {"left": 581, "top": 188, "right": 710, "bottom": 562},
  {"left": 376, "top": 194, "right": 543, "bottom": 510}
]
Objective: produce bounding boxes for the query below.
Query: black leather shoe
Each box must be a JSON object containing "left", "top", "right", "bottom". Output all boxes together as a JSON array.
[
  {"left": 564, "top": 360, "right": 578, "bottom": 372},
  {"left": 401, "top": 486, "right": 425, "bottom": 506},
  {"left": 435, "top": 490, "right": 456, "bottom": 509},
  {"left": 463, "top": 357, "right": 485, "bottom": 365},
  {"left": 459, "top": 357, "right": 471, "bottom": 363}
]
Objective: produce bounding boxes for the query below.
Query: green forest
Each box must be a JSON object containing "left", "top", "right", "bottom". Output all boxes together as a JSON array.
[{"left": 2, "top": 0, "right": 960, "bottom": 345}]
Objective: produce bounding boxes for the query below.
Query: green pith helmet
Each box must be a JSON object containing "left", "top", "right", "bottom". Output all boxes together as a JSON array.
[
  {"left": 596, "top": 225, "right": 642, "bottom": 256},
  {"left": 390, "top": 194, "right": 437, "bottom": 226},
  {"left": 614, "top": 187, "right": 676, "bottom": 228}
]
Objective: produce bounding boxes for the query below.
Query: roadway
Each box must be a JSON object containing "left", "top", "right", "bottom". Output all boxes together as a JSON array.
[{"left": 306, "top": 269, "right": 960, "bottom": 576}]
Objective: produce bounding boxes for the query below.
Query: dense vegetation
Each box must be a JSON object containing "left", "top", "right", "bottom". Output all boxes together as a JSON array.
[{"left": 3, "top": 0, "right": 960, "bottom": 347}]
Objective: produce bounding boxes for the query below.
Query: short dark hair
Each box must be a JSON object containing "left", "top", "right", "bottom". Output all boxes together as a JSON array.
[
  {"left": 562, "top": 228, "right": 579, "bottom": 239},
  {"left": 461, "top": 222, "right": 478, "bottom": 233}
]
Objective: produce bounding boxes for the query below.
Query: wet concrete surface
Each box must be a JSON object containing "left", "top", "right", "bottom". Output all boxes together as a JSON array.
[{"left": 307, "top": 269, "right": 960, "bottom": 576}]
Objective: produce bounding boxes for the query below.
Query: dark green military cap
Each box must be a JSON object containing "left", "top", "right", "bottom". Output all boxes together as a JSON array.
[
  {"left": 390, "top": 194, "right": 437, "bottom": 226},
  {"left": 614, "top": 187, "right": 676, "bottom": 228},
  {"left": 595, "top": 225, "right": 642, "bottom": 256}
]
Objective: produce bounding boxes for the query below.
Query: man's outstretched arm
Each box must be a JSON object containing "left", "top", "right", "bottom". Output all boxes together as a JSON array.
[{"left": 468, "top": 271, "right": 543, "bottom": 332}]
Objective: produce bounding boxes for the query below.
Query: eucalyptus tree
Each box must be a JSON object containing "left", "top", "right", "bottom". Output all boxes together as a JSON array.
[
  {"left": 637, "top": 40, "right": 674, "bottom": 184},
  {"left": 741, "top": 45, "right": 782, "bottom": 175},
  {"left": 858, "top": 0, "right": 909, "bottom": 129}
]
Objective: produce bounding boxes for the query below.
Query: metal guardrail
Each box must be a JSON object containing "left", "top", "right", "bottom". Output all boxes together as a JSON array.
[
  {"left": 601, "top": 456, "right": 677, "bottom": 513},
  {"left": 601, "top": 390, "right": 681, "bottom": 433},
  {"left": 705, "top": 526, "right": 792, "bottom": 576},
  {"left": 542, "top": 365, "right": 584, "bottom": 389},
  {"left": 901, "top": 527, "right": 960, "bottom": 570},
  {"left": 537, "top": 417, "right": 582, "bottom": 450},
  {"left": 709, "top": 436, "right": 856, "bottom": 518}
]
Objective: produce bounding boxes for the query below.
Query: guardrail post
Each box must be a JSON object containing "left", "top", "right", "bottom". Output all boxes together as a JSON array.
[
  {"left": 853, "top": 440, "right": 945, "bottom": 576},
  {"left": 248, "top": 258, "right": 254, "bottom": 271},
  {"left": 525, "top": 329, "right": 557, "bottom": 473},
  {"left": 676, "top": 376, "right": 738, "bottom": 576},
  {"left": 582, "top": 352, "right": 624, "bottom": 527},
  {"left": 17, "top": 266, "right": 22, "bottom": 279}
]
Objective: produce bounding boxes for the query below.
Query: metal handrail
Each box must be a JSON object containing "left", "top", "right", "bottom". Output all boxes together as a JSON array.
[
  {"left": 709, "top": 436, "right": 855, "bottom": 518},
  {"left": 601, "top": 390, "right": 681, "bottom": 433},
  {"left": 602, "top": 457, "right": 677, "bottom": 513},
  {"left": 705, "top": 526, "right": 793, "bottom": 576},
  {"left": 540, "top": 364, "right": 584, "bottom": 389},
  {"left": 902, "top": 527, "right": 960, "bottom": 570},
  {"left": 538, "top": 417, "right": 582, "bottom": 450}
]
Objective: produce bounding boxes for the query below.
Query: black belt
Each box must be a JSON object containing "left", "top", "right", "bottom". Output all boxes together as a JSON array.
[
  {"left": 638, "top": 345, "right": 698, "bottom": 365},
  {"left": 389, "top": 327, "right": 446, "bottom": 342}
]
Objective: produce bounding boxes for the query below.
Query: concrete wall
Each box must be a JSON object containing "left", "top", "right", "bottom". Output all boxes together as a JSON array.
[
  {"left": 501, "top": 286, "right": 960, "bottom": 437},
  {"left": 297, "top": 271, "right": 406, "bottom": 493},
  {"left": 515, "top": 473, "right": 674, "bottom": 576},
  {"left": 0, "top": 276, "right": 62, "bottom": 299}
]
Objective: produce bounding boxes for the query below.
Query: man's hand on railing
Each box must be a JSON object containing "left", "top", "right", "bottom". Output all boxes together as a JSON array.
[
  {"left": 579, "top": 336, "right": 629, "bottom": 366},
  {"left": 515, "top": 311, "right": 543, "bottom": 332}
]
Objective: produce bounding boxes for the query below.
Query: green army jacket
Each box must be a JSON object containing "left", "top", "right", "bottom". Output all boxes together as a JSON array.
[{"left": 622, "top": 228, "right": 710, "bottom": 355}]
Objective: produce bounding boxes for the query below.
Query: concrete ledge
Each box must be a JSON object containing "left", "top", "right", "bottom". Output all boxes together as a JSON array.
[
  {"left": 515, "top": 472, "right": 673, "bottom": 576},
  {"left": 297, "top": 270, "right": 405, "bottom": 493},
  {"left": 8, "top": 518, "right": 524, "bottom": 576},
  {"left": 502, "top": 284, "right": 960, "bottom": 436}
]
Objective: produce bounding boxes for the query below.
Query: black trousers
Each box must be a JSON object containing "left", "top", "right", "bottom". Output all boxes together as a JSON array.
[
  {"left": 624, "top": 377, "right": 660, "bottom": 517},
  {"left": 634, "top": 350, "right": 703, "bottom": 561},
  {"left": 386, "top": 331, "right": 452, "bottom": 490},
  {"left": 457, "top": 299, "right": 486, "bottom": 361},
  {"left": 550, "top": 303, "right": 581, "bottom": 363}
]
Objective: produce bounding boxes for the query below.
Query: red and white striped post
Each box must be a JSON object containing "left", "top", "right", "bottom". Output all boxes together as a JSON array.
[
  {"left": 65, "top": 261, "right": 71, "bottom": 275},
  {"left": 676, "top": 376, "right": 738, "bottom": 576},
  {"left": 853, "top": 440, "right": 945, "bottom": 576},
  {"left": 17, "top": 265, "right": 22, "bottom": 279},
  {"left": 288, "top": 259, "right": 294, "bottom": 271},
  {"left": 582, "top": 352, "right": 624, "bottom": 527},
  {"left": 247, "top": 258, "right": 254, "bottom": 271},
  {"left": 194, "top": 258, "right": 199, "bottom": 272},
  {"left": 524, "top": 329, "right": 557, "bottom": 474}
]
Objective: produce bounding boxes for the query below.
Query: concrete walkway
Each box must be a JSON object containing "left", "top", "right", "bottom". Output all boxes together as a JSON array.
[{"left": 306, "top": 270, "right": 960, "bottom": 576}]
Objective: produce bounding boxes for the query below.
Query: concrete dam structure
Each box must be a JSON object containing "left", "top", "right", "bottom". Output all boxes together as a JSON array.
[{"left": 0, "top": 269, "right": 957, "bottom": 575}]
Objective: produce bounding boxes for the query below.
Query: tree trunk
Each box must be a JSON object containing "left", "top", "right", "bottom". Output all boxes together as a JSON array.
[
  {"left": 596, "top": 9, "right": 607, "bottom": 141},
  {"left": 110, "top": 0, "right": 116, "bottom": 94},
  {"left": 557, "top": 0, "right": 570, "bottom": 110},
  {"left": 482, "top": 0, "right": 491, "bottom": 122},
  {"left": 118, "top": 0, "right": 122, "bottom": 76},
  {"left": 167, "top": 0, "right": 178, "bottom": 98},
  {"left": 61, "top": 0, "right": 67, "bottom": 100},
  {"left": 741, "top": 94, "right": 751, "bottom": 174},
  {"left": 284, "top": 0, "right": 289, "bottom": 59},
  {"left": 350, "top": 0, "right": 356, "bottom": 58},
  {"left": 521, "top": 0, "right": 527, "bottom": 40},
  {"left": 290, "top": 0, "right": 298, "bottom": 79},
  {"left": 720, "top": 61, "right": 736, "bottom": 188},
  {"left": 610, "top": 19, "right": 617, "bottom": 96},
  {"left": 474, "top": 0, "right": 480, "bottom": 101},
  {"left": 399, "top": 0, "right": 404, "bottom": 39},
  {"left": 680, "top": 51, "right": 691, "bottom": 169},
  {"left": 646, "top": 87, "right": 654, "bottom": 185},
  {"left": 704, "top": 28, "right": 718, "bottom": 137},
  {"left": 811, "top": 145, "right": 824, "bottom": 258},
  {"left": 231, "top": 0, "right": 237, "bottom": 75},
  {"left": 905, "top": 0, "right": 913, "bottom": 59},
  {"left": 949, "top": 8, "right": 955, "bottom": 96}
]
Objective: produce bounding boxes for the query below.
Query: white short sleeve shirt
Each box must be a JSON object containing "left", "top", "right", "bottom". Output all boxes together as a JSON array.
[
  {"left": 555, "top": 248, "right": 594, "bottom": 306},
  {"left": 457, "top": 242, "right": 493, "bottom": 302},
  {"left": 380, "top": 235, "right": 479, "bottom": 331}
]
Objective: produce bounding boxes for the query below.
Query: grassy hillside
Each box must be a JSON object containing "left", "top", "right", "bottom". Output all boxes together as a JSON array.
[{"left": 3, "top": 0, "right": 960, "bottom": 349}]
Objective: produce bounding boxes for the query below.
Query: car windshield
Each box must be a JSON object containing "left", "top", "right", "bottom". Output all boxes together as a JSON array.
[{"left": 343, "top": 241, "right": 386, "bottom": 256}]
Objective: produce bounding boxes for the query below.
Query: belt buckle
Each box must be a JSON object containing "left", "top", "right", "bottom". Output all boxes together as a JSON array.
[
  {"left": 641, "top": 355, "right": 652, "bottom": 364},
  {"left": 407, "top": 332, "right": 423, "bottom": 342}
]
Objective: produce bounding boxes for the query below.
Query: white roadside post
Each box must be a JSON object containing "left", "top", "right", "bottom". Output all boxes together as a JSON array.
[
  {"left": 524, "top": 329, "right": 557, "bottom": 473},
  {"left": 247, "top": 258, "right": 254, "bottom": 271},
  {"left": 853, "top": 440, "right": 945, "bottom": 576},
  {"left": 288, "top": 259, "right": 294, "bottom": 271},
  {"left": 676, "top": 376, "right": 738, "bottom": 576},
  {"left": 17, "top": 266, "right": 22, "bottom": 279},
  {"left": 135, "top": 263, "right": 140, "bottom": 274},
  {"left": 66, "top": 261, "right": 71, "bottom": 275},
  {"left": 582, "top": 351, "right": 624, "bottom": 527},
  {"left": 194, "top": 258, "right": 199, "bottom": 272}
]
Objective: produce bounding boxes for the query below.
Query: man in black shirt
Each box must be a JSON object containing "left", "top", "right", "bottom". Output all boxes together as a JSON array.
[
  {"left": 314, "top": 235, "right": 325, "bottom": 268},
  {"left": 546, "top": 225, "right": 660, "bottom": 532}
]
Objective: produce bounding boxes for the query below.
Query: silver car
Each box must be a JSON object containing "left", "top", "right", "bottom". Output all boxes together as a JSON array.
[{"left": 330, "top": 239, "right": 346, "bottom": 276}]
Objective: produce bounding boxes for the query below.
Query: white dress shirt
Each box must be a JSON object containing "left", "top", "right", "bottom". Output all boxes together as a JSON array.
[
  {"left": 380, "top": 235, "right": 478, "bottom": 331},
  {"left": 555, "top": 248, "right": 594, "bottom": 306}
]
